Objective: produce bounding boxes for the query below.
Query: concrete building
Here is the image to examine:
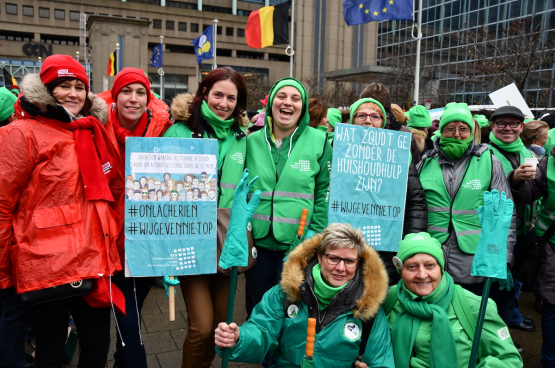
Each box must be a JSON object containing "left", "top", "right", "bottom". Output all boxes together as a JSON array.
[{"left": 0, "top": 0, "right": 378, "bottom": 109}]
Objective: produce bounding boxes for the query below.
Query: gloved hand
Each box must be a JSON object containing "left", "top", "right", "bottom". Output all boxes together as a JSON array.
[
  {"left": 163, "top": 276, "right": 180, "bottom": 298},
  {"left": 219, "top": 169, "right": 262, "bottom": 269},
  {"left": 304, "top": 229, "right": 317, "bottom": 240},
  {"left": 471, "top": 190, "right": 513, "bottom": 280},
  {"left": 498, "top": 266, "right": 514, "bottom": 291}
]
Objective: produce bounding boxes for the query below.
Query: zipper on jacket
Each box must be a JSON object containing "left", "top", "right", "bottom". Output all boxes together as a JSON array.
[
  {"left": 309, "top": 285, "right": 341, "bottom": 326},
  {"left": 269, "top": 149, "right": 281, "bottom": 251}
]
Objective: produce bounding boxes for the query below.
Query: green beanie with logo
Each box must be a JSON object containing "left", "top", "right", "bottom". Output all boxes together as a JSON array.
[
  {"left": 349, "top": 98, "right": 388, "bottom": 128},
  {"left": 439, "top": 102, "right": 474, "bottom": 134},
  {"left": 395, "top": 232, "right": 444, "bottom": 273},
  {"left": 326, "top": 107, "right": 342, "bottom": 129},
  {"left": 0, "top": 87, "right": 17, "bottom": 121},
  {"left": 473, "top": 114, "right": 490, "bottom": 128},
  {"left": 407, "top": 105, "right": 432, "bottom": 128}
]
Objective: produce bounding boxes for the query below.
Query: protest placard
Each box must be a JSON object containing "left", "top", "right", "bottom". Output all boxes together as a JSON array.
[
  {"left": 124, "top": 137, "right": 218, "bottom": 276},
  {"left": 328, "top": 124, "right": 411, "bottom": 252}
]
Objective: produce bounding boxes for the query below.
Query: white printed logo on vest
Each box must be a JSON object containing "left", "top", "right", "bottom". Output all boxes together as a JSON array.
[
  {"left": 497, "top": 326, "right": 510, "bottom": 341},
  {"left": 290, "top": 160, "right": 310, "bottom": 172},
  {"left": 343, "top": 320, "right": 361, "bottom": 340},
  {"left": 462, "top": 179, "right": 482, "bottom": 190},
  {"left": 229, "top": 152, "right": 244, "bottom": 164},
  {"left": 287, "top": 304, "right": 299, "bottom": 319}
]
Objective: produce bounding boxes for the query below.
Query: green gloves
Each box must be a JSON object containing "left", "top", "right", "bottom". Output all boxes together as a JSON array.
[
  {"left": 498, "top": 267, "right": 514, "bottom": 291},
  {"left": 163, "top": 276, "right": 180, "bottom": 298},
  {"left": 218, "top": 169, "right": 262, "bottom": 269},
  {"left": 471, "top": 190, "right": 513, "bottom": 282}
]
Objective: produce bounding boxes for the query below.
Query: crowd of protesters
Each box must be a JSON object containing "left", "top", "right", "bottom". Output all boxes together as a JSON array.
[{"left": 0, "top": 55, "right": 554, "bottom": 368}]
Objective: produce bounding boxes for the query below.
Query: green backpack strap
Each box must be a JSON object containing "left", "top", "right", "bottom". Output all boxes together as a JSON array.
[{"left": 452, "top": 285, "right": 476, "bottom": 342}]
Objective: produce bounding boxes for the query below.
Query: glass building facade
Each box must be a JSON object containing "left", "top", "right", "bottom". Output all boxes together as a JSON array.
[{"left": 376, "top": 0, "right": 555, "bottom": 107}]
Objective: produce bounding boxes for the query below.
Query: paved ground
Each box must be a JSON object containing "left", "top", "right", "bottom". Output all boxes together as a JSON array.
[{"left": 61, "top": 275, "right": 544, "bottom": 367}]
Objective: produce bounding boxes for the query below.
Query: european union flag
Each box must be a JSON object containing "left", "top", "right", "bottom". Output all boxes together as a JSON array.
[
  {"left": 150, "top": 43, "right": 163, "bottom": 67},
  {"left": 343, "top": 0, "right": 413, "bottom": 25},
  {"left": 191, "top": 25, "right": 214, "bottom": 65}
]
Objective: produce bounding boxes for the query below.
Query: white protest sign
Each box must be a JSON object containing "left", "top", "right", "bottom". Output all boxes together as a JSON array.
[
  {"left": 129, "top": 152, "right": 217, "bottom": 175},
  {"left": 489, "top": 83, "right": 534, "bottom": 119}
]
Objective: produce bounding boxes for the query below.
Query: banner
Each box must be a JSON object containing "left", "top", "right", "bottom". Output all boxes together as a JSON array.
[
  {"left": 328, "top": 123, "right": 411, "bottom": 252},
  {"left": 124, "top": 137, "right": 218, "bottom": 276}
]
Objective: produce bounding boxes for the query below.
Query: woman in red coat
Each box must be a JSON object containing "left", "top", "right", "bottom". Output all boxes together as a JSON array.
[{"left": 0, "top": 55, "right": 123, "bottom": 367}]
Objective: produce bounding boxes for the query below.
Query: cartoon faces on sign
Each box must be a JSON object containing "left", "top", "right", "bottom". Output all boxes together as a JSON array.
[{"left": 125, "top": 173, "right": 217, "bottom": 202}]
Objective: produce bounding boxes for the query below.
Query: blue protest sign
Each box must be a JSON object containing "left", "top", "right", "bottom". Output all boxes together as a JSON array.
[
  {"left": 124, "top": 137, "right": 218, "bottom": 276},
  {"left": 329, "top": 123, "right": 411, "bottom": 252}
]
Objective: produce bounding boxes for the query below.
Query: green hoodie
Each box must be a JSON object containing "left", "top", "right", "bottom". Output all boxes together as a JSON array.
[
  {"left": 246, "top": 77, "right": 333, "bottom": 250},
  {"left": 386, "top": 286, "right": 522, "bottom": 368}
]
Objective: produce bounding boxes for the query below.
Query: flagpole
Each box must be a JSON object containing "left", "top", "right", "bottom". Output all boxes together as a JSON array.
[
  {"left": 213, "top": 19, "right": 218, "bottom": 69},
  {"left": 1, "top": 62, "right": 4, "bottom": 86},
  {"left": 413, "top": 0, "right": 423, "bottom": 106},
  {"left": 159, "top": 35, "right": 165, "bottom": 99},
  {"left": 115, "top": 43, "right": 120, "bottom": 74},
  {"left": 286, "top": 0, "right": 295, "bottom": 77}
]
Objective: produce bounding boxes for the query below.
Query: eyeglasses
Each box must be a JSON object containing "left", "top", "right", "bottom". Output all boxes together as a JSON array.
[
  {"left": 325, "top": 254, "right": 360, "bottom": 268},
  {"left": 494, "top": 121, "right": 521, "bottom": 129},
  {"left": 443, "top": 127, "right": 470, "bottom": 134},
  {"left": 355, "top": 113, "right": 382, "bottom": 123}
]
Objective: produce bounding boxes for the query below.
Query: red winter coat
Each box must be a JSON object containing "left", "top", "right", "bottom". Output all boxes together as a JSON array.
[
  {"left": 0, "top": 74, "right": 123, "bottom": 293},
  {"left": 97, "top": 90, "right": 172, "bottom": 263}
]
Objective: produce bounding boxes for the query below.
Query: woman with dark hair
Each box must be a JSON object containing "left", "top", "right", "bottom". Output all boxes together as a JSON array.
[
  {"left": 307, "top": 97, "right": 328, "bottom": 129},
  {"left": 0, "top": 55, "right": 123, "bottom": 367},
  {"left": 163, "top": 66, "right": 248, "bottom": 368},
  {"left": 98, "top": 67, "right": 172, "bottom": 368}
]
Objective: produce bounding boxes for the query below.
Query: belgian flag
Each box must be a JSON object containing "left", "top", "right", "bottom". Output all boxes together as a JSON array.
[
  {"left": 246, "top": 1, "right": 289, "bottom": 49},
  {"left": 106, "top": 50, "right": 117, "bottom": 76},
  {"left": 2, "top": 67, "right": 17, "bottom": 88}
]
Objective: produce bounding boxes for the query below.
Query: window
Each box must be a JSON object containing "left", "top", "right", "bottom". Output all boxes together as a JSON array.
[
  {"left": 178, "top": 22, "right": 187, "bottom": 32},
  {"left": 150, "top": 74, "right": 188, "bottom": 100},
  {"left": 70, "top": 11, "right": 80, "bottom": 21},
  {"left": 203, "top": 24, "right": 210, "bottom": 32},
  {"left": 6, "top": 4, "right": 17, "bottom": 15},
  {"left": 39, "top": 8, "right": 50, "bottom": 18},
  {"left": 237, "top": 28, "right": 245, "bottom": 37},
  {"left": 23, "top": 6, "right": 34, "bottom": 17},
  {"left": 153, "top": 19, "right": 162, "bottom": 29},
  {"left": 217, "top": 26, "right": 222, "bottom": 35},
  {"left": 226, "top": 27, "right": 234, "bottom": 36},
  {"left": 191, "top": 23, "right": 199, "bottom": 32},
  {"left": 54, "top": 9, "right": 65, "bottom": 20},
  {"left": 166, "top": 20, "right": 174, "bottom": 30}
]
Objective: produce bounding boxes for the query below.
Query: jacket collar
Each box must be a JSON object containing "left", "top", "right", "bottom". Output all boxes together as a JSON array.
[
  {"left": 280, "top": 234, "right": 389, "bottom": 321},
  {"left": 17, "top": 73, "right": 108, "bottom": 125}
]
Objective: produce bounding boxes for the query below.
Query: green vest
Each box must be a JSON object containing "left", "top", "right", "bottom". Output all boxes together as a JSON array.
[
  {"left": 246, "top": 128, "right": 326, "bottom": 244},
  {"left": 489, "top": 144, "right": 533, "bottom": 236},
  {"left": 535, "top": 155, "right": 555, "bottom": 242},
  {"left": 420, "top": 152, "right": 492, "bottom": 254},
  {"left": 162, "top": 122, "right": 246, "bottom": 208}
]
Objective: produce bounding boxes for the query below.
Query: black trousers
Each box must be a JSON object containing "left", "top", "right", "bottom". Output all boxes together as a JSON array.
[{"left": 25, "top": 295, "right": 111, "bottom": 368}]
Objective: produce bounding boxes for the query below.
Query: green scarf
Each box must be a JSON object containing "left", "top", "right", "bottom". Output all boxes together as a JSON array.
[
  {"left": 312, "top": 264, "right": 348, "bottom": 310},
  {"left": 200, "top": 100, "right": 235, "bottom": 140},
  {"left": 489, "top": 132, "right": 524, "bottom": 153},
  {"left": 391, "top": 273, "right": 457, "bottom": 368},
  {"left": 439, "top": 136, "right": 473, "bottom": 160}
]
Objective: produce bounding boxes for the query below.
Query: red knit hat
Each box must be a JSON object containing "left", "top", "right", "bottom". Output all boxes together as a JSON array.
[
  {"left": 111, "top": 68, "right": 151, "bottom": 104},
  {"left": 40, "top": 55, "right": 89, "bottom": 92}
]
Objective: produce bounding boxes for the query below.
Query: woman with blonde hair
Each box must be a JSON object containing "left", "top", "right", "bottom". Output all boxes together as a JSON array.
[{"left": 520, "top": 120, "right": 549, "bottom": 158}]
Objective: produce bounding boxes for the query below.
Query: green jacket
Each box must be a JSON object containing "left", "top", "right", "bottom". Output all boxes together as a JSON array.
[
  {"left": 163, "top": 99, "right": 246, "bottom": 209},
  {"left": 385, "top": 286, "right": 522, "bottom": 368},
  {"left": 544, "top": 128, "right": 555, "bottom": 157},
  {"left": 246, "top": 78, "right": 333, "bottom": 251},
  {"left": 216, "top": 233, "right": 394, "bottom": 367}
]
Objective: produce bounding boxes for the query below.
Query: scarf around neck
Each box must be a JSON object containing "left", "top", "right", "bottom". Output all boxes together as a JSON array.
[
  {"left": 110, "top": 107, "right": 149, "bottom": 146},
  {"left": 201, "top": 100, "right": 235, "bottom": 140},
  {"left": 439, "top": 136, "right": 473, "bottom": 160},
  {"left": 312, "top": 264, "right": 348, "bottom": 310},
  {"left": 489, "top": 132, "right": 524, "bottom": 153},
  {"left": 391, "top": 273, "right": 457, "bottom": 368}
]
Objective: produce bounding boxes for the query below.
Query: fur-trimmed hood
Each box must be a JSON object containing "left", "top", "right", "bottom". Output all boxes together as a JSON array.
[
  {"left": 280, "top": 234, "right": 389, "bottom": 321},
  {"left": 18, "top": 73, "right": 108, "bottom": 125},
  {"left": 170, "top": 92, "right": 194, "bottom": 122}
]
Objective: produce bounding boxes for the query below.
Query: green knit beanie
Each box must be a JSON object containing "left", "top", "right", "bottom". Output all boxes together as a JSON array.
[
  {"left": 268, "top": 78, "right": 307, "bottom": 112},
  {"left": 407, "top": 105, "right": 432, "bottom": 128},
  {"left": 326, "top": 108, "right": 342, "bottom": 129},
  {"left": 439, "top": 102, "right": 474, "bottom": 134},
  {"left": 349, "top": 98, "right": 387, "bottom": 128},
  {"left": 394, "top": 232, "right": 444, "bottom": 273},
  {"left": 473, "top": 114, "right": 490, "bottom": 128},
  {"left": 0, "top": 87, "right": 17, "bottom": 121}
]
